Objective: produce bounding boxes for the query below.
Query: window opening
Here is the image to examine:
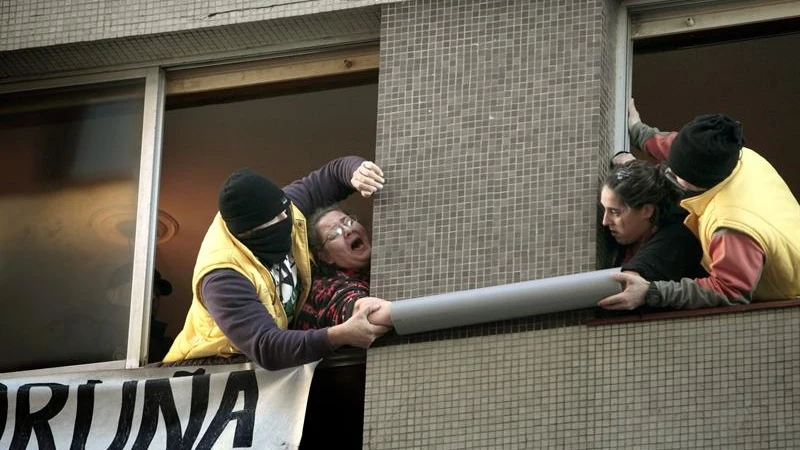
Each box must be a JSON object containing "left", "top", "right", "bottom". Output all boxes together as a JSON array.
[
  {"left": 598, "top": 7, "right": 800, "bottom": 322},
  {"left": 0, "top": 79, "right": 146, "bottom": 372},
  {"left": 631, "top": 18, "right": 800, "bottom": 197},
  {"left": 159, "top": 47, "right": 379, "bottom": 449}
]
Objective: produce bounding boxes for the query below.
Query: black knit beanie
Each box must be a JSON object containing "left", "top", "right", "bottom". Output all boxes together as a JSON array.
[
  {"left": 667, "top": 113, "right": 744, "bottom": 189},
  {"left": 218, "top": 168, "right": 288, "bottom": 235}
]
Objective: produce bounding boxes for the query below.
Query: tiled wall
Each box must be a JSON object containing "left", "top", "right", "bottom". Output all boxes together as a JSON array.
[
  {"left": 372, "top": 0, "right": 603, "bottom": 302},
  {"left": 366, "top": 308, "right": 800, "bottom": 449},
  {"left": 597, "top": 0, "right": 619, "bottom": 267},
  {"left": 0, "top": 0, "right": 398, "bottom": 52},
  {"left": 0, "top": 7, "right": 382, "bottom": 81},
  {"left": 367, "top": 0, "right": 799, "bottom": 448},
  {"left": 370, "top": 0, "right": 607, "bottom": 441}
]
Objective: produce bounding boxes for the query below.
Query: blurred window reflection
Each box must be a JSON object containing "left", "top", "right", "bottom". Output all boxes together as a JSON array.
[{"left": 0, "top": 80, "right": 145, "bottom": 372}]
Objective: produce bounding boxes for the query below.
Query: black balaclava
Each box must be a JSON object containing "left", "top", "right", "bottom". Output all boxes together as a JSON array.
[
  {"left": 218, "top": 168, "right": 292, "bottom": 265},
  {"left": 668, "top": 113, "right": 744, "bottom": 189}
]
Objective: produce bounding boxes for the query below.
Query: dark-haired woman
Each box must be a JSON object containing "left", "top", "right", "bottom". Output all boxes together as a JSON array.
[{"left": 600, "top": 160, "right": 706, "bottom": 288}]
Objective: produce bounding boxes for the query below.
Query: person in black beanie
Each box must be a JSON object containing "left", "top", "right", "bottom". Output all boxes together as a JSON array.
[
  {"left": 218, "top": 169, "right": 295, "bottom": 266},
  {"left": 163, "top": 157, "right": 392, "bottom": 370},
  {"left": 666, "top": 113, "right": 743, "bottom": 190},
  {"left": 601, "top": 99, "right": 800, "bottom": 311}
]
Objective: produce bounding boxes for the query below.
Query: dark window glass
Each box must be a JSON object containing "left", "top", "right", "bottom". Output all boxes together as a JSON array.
[{"left": 0, "top": 80, "right": 145, "bottom": 372}]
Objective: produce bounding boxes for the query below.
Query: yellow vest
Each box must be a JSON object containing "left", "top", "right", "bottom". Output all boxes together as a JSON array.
[
  {"left": 680, "top": 148, "right": 800, "bottom": 300},
  {"left": 163, "top": 204, "right": 312, "bottom": 362}
]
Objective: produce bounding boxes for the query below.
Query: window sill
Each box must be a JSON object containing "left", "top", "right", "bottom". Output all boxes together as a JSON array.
[{"left": 583, "top": 298, "right": 800, "bottom": 326}]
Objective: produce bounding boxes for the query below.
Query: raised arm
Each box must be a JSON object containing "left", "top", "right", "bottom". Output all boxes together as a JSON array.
[
  {"left": 283, "top": 156, "right": 385, "bottom": 218},
  {"left": 202, "top": 269, "right": 333, "bottom": 370},
  {"left": 203, "top": 269, "right": 389, "bottom": 370},
  {"left": 627, "top": 98, "right": 676, "bottom": 164}
]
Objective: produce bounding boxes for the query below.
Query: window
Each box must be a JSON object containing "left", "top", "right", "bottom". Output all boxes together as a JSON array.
[
  {"left": 595, "top": 1, "right": 800, "bottom": 323},
  {"left": 628, "top": 2, "right": 800, "bottom": 196},
  {"left": 156, "top": 46, "right": 379, "bottom": 346},
  {"left": 158, "top": 46, "right": 379, "bottom": 449},
  {"left": 0, "top": 46, "right": 378, "bottom": 446},
  {"left": 0, "top": 72, "right": 163, "bottom": 374}
]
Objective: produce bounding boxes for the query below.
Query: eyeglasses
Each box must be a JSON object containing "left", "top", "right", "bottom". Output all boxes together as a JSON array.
[{"left": 322, "top": 216, "right": 358, "bottom": 247}]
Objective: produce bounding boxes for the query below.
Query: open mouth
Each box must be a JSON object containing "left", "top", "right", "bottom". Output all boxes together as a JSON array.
[{"left": 350, "top": 237, "right": 365, "bottom": 251}]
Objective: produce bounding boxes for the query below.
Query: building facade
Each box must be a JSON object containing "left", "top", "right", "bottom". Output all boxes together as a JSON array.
[{"left": 2, "top": 1, "right": 799, "bottom": 448}]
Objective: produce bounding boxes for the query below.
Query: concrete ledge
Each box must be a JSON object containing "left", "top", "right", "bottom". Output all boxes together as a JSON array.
[{"left": 584, "top": 298, "right": 800, "bottom": 326}]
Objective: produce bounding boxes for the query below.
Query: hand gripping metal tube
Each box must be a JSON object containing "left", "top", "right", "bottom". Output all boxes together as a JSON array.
[{"left": 391, "top": 268, "right": 622, "bottom": 335}]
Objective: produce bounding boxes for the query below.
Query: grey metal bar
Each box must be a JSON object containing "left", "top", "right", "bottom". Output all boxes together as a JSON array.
[{"left": 391, "top": 268, "right": 622, "bottom": 335}]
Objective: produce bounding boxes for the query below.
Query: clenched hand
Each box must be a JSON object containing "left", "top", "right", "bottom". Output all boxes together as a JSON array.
[{"left": 350, "top": 161, "right": 385, "bottom": 198}]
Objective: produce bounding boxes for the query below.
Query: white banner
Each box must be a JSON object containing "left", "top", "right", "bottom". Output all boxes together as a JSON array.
[{"left": 0, "top": 362, "right": 318, "bottom": 450}]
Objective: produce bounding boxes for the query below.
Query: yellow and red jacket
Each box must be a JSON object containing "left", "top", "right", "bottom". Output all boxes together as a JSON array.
[{"left": 679, "top": 148, "right": 800, "bottom": 300}]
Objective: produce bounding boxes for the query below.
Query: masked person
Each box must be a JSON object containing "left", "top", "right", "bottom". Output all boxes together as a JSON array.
[
  {"left": 163, "top": 157, "right": 390, "bottom": 370},
  {"left": 601, "top": 100, "right": 800, "bottom": 310}
]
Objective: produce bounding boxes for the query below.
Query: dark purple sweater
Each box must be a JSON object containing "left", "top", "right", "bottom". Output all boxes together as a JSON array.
[{"left": 201, "top": 156, "right": 363, "bottom": 370}]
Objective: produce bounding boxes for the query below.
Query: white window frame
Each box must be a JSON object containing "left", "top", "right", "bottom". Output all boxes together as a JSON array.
[
  {"left": 127, "top": 67, "right": 166, "bottom": 369},
  {"left": 0, "top": 68, "right": 166, "bottom": 378}
]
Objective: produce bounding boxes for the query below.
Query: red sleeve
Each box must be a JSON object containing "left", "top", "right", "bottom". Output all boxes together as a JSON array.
[
  {"left": 302, "top": 272, "right": 369, "bottom": 329},
  {"left": 642, "top": 132, "right": 676, "bottom": 163},
  {"left": 695, "top": 231, "right": 765, "bottom": 300}
]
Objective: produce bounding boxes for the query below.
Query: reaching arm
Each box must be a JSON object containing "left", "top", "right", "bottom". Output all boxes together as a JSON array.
[
  {"left": 202, "top": 269, "right": 334, "bottom": 370},
  {"left": 629, "top": 122, "right": 676, "bottom": 164},
  {"left": 625, "top": 99, "right": 676, "bottom": 163},
  {"left": 647, "top": 230, "right": 765, "bottom": 309},
  {"left": 203, "top": 269, "right": 389, "bottom": 369},
  {"left": 282, "top": 156, "right": 364, "bottom": 218},
  {"left": 599, "top": 229, "right": 764, "bottom": 311}
]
